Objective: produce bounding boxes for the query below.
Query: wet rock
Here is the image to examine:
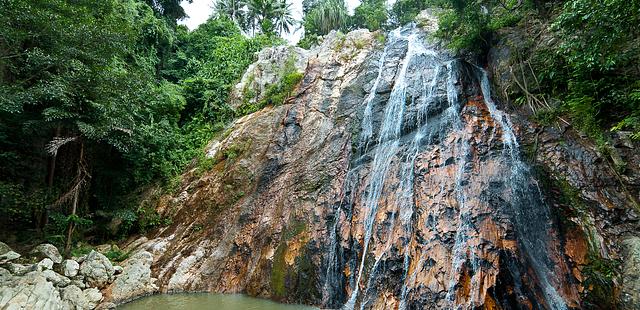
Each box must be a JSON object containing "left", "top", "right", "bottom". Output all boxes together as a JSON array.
[
  {"left": 30, "top": 243, "right": 63, "bottom": 264},
  {"left": 116, "top": 11, "right": 639, "bottom": 309},
  {"left": 79, "top": 250, "right": 115, "bottom": 289}
]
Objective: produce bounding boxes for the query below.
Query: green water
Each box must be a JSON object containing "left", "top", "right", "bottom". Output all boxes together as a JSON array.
[{"left": 118, "top": 293, "right": 319, "bottom": 310}]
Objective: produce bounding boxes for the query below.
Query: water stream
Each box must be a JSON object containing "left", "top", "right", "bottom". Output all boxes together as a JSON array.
[{"left": 326, "top": 23, "right": 568, "bottom": 309}]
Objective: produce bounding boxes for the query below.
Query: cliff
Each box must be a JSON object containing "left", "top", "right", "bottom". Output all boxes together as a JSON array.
[{"left": 107, "top": 12, "right": 640, "bottom": 310}]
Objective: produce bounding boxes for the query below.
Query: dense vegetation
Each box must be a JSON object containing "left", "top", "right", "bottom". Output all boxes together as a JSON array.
[
  {"left": 0, "top": 0, "right": 277, "bottom": 252},
  {"left": 1, "top": 0, "right": 638, "bottom": 260}
]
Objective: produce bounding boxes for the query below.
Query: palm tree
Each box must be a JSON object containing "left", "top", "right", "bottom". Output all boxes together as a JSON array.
[
  {"left": 303, "top": 0, "right": 348, "bottom": 36},
  {"left": 244, "top": 0, "right": 296, "bottom": 35},
  {"left": 213, "top": 0, "right": 246, "bottom": 26},
  {"left": 273, "top": 0, "right": 296, "bottom": 35}
]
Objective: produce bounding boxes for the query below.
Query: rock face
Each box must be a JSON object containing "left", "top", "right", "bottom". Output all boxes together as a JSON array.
[
  {"left": 2, "top": 12, "right": 630, "bottom": 310},
  {"left": 113, "top": 18, "right": 640, "bottom": 309},
  {"left": 621, "top": 237, "right": 640, "bottom": 309}
]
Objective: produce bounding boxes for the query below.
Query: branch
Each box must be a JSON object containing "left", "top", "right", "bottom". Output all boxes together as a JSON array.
[{"left": 45, "top": 136, "right": 79, "bottom": 157}]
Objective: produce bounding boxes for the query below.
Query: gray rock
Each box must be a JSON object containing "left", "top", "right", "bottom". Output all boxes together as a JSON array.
[
  {"left": 229, "top": 45, "right": 309, "bottom": 110},
  {"left": 0, "top": 250, "right": 20, "bottom": 264},
  {"left": 0, "top": 241, "right": 11, "bottom": 254},
  {"left": 5, "top": 263, "right": 32, "bottom": 276},
  {"left": 42, "top": 269, "right": 71, "bottom": 287},
  {"left": 79, "top": 250, "right": 114, "bottom": 288},
  {"left": 0, "top": 241, "right": 20, "bottom": 264},
  {"left": 61, "top": 285, "right": 91, "bottom": 309},
  {"left": 30, "top": 243, "right": 63, "bottom": 264},
  {"left": 37, "top": 258, "right": 54, "bottom": 271},
  {"left": 113, "top": 265, "right": 123, "bottom": 275},
  {"left": 83, "top": 288, "right": 103, "bottom": 308},
  {"left": 0, "top": 271, "right": 66, "bottom": 309},
  {"left": 0, "top": 267, "right": 12, "bottom": 285},
  {"left": 70, "top": 279, "right": 87, "bottom": 289},
  {"left": 621, "top": 236, "right": 640, "bottom": 309},
  {"left": 63, "top": 259, "right": 80, "bottom": 277},
  {"left": 106, "top": 250, "right": 157, "bottom": 304}
]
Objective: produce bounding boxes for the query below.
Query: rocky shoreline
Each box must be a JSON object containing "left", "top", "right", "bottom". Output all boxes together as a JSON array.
[{"left": 0, "top": 242, "right": 156, "bottom": 309}]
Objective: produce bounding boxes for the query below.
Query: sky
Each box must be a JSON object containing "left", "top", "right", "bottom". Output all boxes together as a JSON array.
[{"left": 178, "top": 0, "right": 362, "bottom": 44}]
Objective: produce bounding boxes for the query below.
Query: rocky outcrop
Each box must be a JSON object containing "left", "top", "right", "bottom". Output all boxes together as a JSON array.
[
  {"left": 122, "top": 28, "right": 382, "bottom": 304},
  {"left": 0, "top": 242, "right": 20, "bottom": 265},
  {"left": 109, "top": 16, "right": 640, "bottom": 309},
  {"left": 0, "top": 243, "right": 157, "bottom": 309},
  {"left": 230, "top": 45, "right": 310, "bottom": 110}
]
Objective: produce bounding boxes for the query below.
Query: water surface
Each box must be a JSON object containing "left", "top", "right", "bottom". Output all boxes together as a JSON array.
[{"left": 119, "top": 293, "right": 318, "bottom": 310}]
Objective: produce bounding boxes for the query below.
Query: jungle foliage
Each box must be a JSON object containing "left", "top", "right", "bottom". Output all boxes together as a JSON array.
[{"left": 0, "top": 0, "right": 277, "bottom": 251}]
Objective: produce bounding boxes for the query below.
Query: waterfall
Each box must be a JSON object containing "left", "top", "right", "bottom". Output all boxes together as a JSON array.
[{"left": 325, "top": 23, "right": 569, "bottom": 310}]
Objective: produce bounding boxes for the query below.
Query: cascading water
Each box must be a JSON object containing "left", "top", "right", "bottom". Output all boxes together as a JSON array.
[{"left": 324, "top": 23, "right": 571, "bottom": 309}]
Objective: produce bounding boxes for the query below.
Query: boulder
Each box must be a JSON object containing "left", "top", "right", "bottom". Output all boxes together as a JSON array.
[
  {"left": 30, "top": 243, "right": 63, "bottom": 264},
  {"left": 62, "top": 259, "right": 80, "bottom": 277},
  {"left": 61, "top": 285, "right": 91, "bottom": 309},
  {"left": 229, "top": 45, "right": 309, "bottom": 110},
  {"left": 0, "top": 271, "right": 66, "bottom": 309},
  {"left": 83, "top": 288, "right": 103, "bottom": 308},
  {"left": 5, "top": 262, "right": 33, "bottom": 276},
  {"left": 0, "top": 267, "right": 12, "bottom": 285},
  {"left": 0, "top": 241, "right": 20, "bottom": 264},
  {"left": 37, "top": 258, "right": 54, "bottom": 271},
  {"left": 43, "top": 269, "right": 71, "bottom": 287},
  {"left": 79, "top": 250, "right": 114, "bottom": 288},
  {"left": 57, "top": 285, "right": 102, "bottom": 310},
  {"left": 105, "top": 250, "right": 157, "bottom": 304}
]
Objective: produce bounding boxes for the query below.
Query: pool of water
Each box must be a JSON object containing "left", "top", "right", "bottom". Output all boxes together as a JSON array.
[{"left": 118, "top": 293, "right": 319, "bottom": 310}]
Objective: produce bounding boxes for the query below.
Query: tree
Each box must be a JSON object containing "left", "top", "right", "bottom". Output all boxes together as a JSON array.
[
  {"left": 146, "top": 0, "right": 193, "bottom": 22},
  {"left": 300, "top": 0, "right": 349, "bottom": 46},
  {"left": 274, "top": 0, "right": 297, "bottom": 35},
  {"left": 214, "top": 0, "right": 248, "bottom": 28},
  {"left": 0, "top": 0, "right": 181, "bottom": 251},
  {"left": 352, "top": 0, "right": 388, "bottom": 31}
]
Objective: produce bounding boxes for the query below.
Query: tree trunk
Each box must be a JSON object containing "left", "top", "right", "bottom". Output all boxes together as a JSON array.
[{"left": 64, "top": 141, "right": 84, "bottom": 256}]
